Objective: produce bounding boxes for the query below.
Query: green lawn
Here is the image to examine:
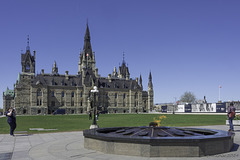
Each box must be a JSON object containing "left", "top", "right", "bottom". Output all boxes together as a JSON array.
[{"left": 0, "top": 114, "right": 227, "bottom": 134}]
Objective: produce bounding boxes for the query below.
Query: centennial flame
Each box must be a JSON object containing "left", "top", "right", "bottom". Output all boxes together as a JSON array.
[{"left": 153, "top": 115, "right": 167, "bottom": 126}]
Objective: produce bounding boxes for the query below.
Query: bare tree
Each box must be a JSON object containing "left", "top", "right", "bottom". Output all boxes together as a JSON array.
[{"left": 180, "top": 91, "right": 196, "bottom": 103}]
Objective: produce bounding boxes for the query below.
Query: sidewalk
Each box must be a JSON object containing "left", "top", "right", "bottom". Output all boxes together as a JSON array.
[{"left": 0, "top": 125, "right": 240, "bottom": 160}]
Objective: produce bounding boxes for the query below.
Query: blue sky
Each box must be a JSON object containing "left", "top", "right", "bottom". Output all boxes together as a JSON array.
[{"left": 1, "top": 0, "right": 240, "bottom": 108}]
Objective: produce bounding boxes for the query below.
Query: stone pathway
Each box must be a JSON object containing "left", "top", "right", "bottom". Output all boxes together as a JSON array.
[{"left": 0, "top": 125, "right": 240, "bottom": 160}]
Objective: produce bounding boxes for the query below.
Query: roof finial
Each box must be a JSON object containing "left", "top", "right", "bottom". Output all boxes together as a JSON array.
[
  {"left": 26, "top": 35, "right": 30, "bottom": 51},
  {"left": 122, "top": 51, "right": 126, "bottom": 64}
]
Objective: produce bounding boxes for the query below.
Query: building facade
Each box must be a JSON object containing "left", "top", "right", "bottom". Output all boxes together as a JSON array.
[{"left": 3, "top": 24, "right": 154, "bottom": 115}]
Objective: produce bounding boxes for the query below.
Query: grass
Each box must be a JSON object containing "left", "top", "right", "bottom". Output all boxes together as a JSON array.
[{"left": 0, "top": 114, "right": 227, "bottom": 134}]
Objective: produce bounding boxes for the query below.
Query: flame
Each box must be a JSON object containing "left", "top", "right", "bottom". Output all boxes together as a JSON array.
[{"left": 154, "top": 115, "right": 167, "bottom": 126}]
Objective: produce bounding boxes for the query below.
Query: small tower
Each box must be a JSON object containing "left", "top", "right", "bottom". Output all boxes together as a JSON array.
[
  {"left": 118, "top": 53, "right": 130, "bottom": 79},
  {"left": 21, "top": 35, "right": 35, "bottom": 75},
  {"left": 147, "top": 71, "right": 154, "bottom": 112}
]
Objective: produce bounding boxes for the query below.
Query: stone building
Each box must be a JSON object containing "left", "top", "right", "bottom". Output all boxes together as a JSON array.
[{"left": 3, "top": 24, "right": 154, "bottom": 115}]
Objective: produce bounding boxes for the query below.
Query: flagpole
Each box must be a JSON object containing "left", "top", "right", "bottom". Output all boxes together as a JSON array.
[{"left": 219, "top": 85, "right": 221, "bottom": 102}]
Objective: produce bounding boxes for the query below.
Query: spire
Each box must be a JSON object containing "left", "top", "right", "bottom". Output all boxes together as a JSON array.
[
  {"left": 26, "top": 35, "right": 30, "bottom": 51},
  {"left": 140, "top": 74, "right": 143, "bottom": 88},
  {"left": 83, "top": 22, "right": 92, "bottom": 58},
  {"left": 148, "top": 71, "right": 153, "bottom": 89}
]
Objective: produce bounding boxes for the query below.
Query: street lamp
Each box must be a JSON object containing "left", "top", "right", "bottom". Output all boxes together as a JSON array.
[{"left": 90, "top": 86, "right": 99, "bottom": 129}]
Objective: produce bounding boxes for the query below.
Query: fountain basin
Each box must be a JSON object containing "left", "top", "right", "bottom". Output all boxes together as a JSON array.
[{"left": 83, "top": 126, "right": 234, "bottom": 157}]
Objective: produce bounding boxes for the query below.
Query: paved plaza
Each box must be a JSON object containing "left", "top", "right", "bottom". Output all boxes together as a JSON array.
[{"left": 0, "top": 125, "right": 240, "bottom": 160}]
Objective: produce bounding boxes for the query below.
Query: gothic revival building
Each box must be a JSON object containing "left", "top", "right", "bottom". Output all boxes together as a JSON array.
[{"left": 3, "top": 24, "right": 154, "bottom": 115}]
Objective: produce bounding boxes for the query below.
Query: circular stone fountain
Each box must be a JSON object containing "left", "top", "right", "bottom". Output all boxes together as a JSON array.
[{"left": 83, "top": 126, "right": 234, "bottom": 157}]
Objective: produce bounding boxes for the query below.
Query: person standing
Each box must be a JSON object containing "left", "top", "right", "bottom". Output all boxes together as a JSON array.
[
  {"left": 89, "top": 111, "right": 92, "bottom": 120},
  {"left": 228, "top": 102, "right": 236, "bottom": 132},
  {"left": 6, "top": 107, "right": 17, "bottom": 136}
]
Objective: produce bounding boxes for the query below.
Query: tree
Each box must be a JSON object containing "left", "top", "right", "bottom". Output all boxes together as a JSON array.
[{"left": 180, "top": 91, "right": 196, "bottom": 103}]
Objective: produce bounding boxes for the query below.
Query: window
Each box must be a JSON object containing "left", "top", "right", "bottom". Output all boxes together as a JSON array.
[
  {"left": 38, "top": 110, "right": 41, "bottom": 114},
  {"left": 80, "top": 91, "right": 82, "bottom": 97},
  {"left": 115, "top": 93, "right": 117, "bottom": 99},
  {"left": 61, "top": 91, "right": 64, "bottom": 97},
  {"left": 115, "top": 101, "right": 117, "bottom": 107},
  {"left": 80, "top": 101, "right": 82, "bottom": 106},
  {"left": 37, "top": 99, "right": 42, "bottom": 106},
  {"left": 71, "top": 92, "right": 74, "bottom": 97},
  {"left": 135, "top": 93, "right": 138, "bottom": 99},
  {"left": 123, "top": 93, "right": 126, "bottom": 99},
  {"left": 71, "top": 101, "right": 74, "bottom": 106},
  {"left": 37, "top": 89, "right": 42, "bottom": 96},
  {"left": 51, "top": 91, "right": 55, "bottom": 97}
]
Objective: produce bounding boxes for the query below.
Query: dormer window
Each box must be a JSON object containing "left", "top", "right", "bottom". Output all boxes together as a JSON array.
[{"left": 72, "top": 81, "right": 75, "bottom": 86}]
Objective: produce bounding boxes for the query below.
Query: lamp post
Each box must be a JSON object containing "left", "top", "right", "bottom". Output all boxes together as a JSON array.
[
  {"left": 173, "top": 97, "right": 176, "bottom": 114},
  {"left": 90, "top": 86, "right": 99, "bottom": 129}
]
